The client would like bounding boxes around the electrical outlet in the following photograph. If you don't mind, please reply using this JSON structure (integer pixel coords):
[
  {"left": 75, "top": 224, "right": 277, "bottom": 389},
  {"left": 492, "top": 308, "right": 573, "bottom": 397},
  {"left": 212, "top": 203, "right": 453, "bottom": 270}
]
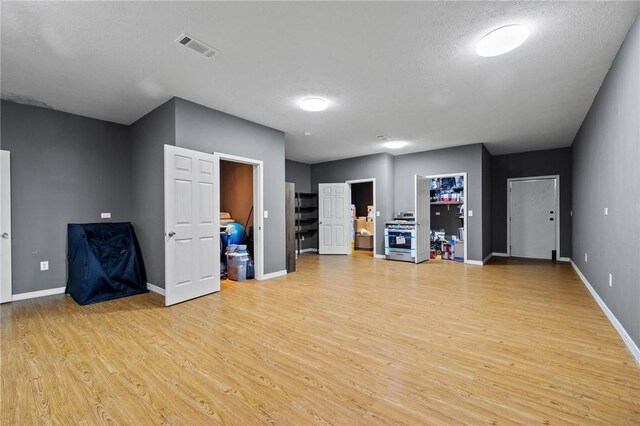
[
  {"left": 585, "top": 253, "right": 588, "bottom": 262},
  {"left": 609, "top": 274, "right": 613, "bottom": 287},
  {"left": 435, "top": 211, "right": 441, "bottom": 216},
  {"left": 468, "top": 210, "right": 473, "bottom": 217},
  {"left": 40, "top": 261, "right": 49, "bottom": 271},
  {"left": 101, "top": 212, "right": 111, "bottom": 219},
  {"left": 263, "top": 210, "right": 269, "bottom": 219},
  {"left": 301, "top": 236, "right": 305, "bottom": 241}
]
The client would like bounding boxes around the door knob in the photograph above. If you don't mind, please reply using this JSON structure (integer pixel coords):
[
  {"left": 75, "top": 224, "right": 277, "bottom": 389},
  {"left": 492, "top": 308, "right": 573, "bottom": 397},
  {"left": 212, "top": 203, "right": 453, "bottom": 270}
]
[
  {"left": 1, "top": 232, "right": 8, "bottom": 239},
  {"left": 168, "top": 231, "right": 176, "bottom": 237}
]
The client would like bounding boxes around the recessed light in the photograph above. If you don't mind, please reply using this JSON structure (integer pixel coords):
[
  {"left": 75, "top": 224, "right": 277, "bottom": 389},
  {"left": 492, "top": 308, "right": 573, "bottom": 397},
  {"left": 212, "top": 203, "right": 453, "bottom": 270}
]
[
  {"left": 383, "top": 140, "right": 408, "bottom": 149},
  {"left": 299, "top": 98, "right": 328, "bottom": 112},
  {"left": 476, "top": 24, "right": 529, "bottom": 57}
]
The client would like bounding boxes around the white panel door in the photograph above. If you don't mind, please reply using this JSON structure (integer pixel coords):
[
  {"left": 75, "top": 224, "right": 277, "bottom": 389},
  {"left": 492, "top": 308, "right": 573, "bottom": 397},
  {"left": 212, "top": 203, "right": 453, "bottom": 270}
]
[
  {"left": 415, "top": 175, "right": 430, "bottom": 264},
  {"left": 0, "top": 151, "right": 12, "bottom": 303},
  {"left": 164, "top": 145, "right": 220, "bottom": 306},
  {"left": 510, "top": 178, "right": 557, "bottom": 259},
  {"left": 318, "top": 183, "right": 351, "bottom": 255}
]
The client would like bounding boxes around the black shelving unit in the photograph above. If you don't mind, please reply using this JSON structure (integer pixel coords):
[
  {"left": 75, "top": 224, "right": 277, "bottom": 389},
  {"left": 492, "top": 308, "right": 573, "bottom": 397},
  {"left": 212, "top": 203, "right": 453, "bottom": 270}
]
[{"left": 295, "top": 192, "right": 318, "bottom": 255}]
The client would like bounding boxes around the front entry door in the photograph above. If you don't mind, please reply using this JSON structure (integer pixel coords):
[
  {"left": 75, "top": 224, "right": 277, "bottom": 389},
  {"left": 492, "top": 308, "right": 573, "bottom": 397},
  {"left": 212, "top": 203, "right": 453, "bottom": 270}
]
[
  {"left": 164, "top": 145, "right": 220, "bottom": 306},
  {"left": 318, "top": 183, "right": 351, "bottom": 255},
  {"left": 509, "top": 178, "right": 557, "bottom": 259}
]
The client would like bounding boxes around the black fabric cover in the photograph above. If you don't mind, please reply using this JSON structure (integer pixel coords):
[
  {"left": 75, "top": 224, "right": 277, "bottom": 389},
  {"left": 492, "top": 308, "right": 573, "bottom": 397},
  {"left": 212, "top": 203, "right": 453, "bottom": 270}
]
[{"left": 66, "top": 222, "right": 148, "bottom": 305}]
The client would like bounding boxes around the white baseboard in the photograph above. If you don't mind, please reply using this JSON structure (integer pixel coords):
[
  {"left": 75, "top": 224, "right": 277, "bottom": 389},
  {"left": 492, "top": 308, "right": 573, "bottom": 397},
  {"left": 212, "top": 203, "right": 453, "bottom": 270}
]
[
  {"left": 260, "top": 270, "right": 287, "bottom": 280},
  {"left": 465, "top": 260, "right": 483, "bottom": 266},
  {"left": 491, "top": 252, "right": 509, "bottom": 257},
  {"left": 299, "top": 248, "right": 318, "bottom": 253},
  {"left": 558, "top": 257, "right": 571, "bottom": 262},
  {"left": 374, "top": 254, "right": 386, "bottom": 259},
  {"left": 571, "top": 260, "right": 640, "bottom": 366},
  {"left": 12, "top": 286, "right": 66, "bottom": 301},
  {"left": 147, "top": 282, "right": 165, "bottom": 295}
]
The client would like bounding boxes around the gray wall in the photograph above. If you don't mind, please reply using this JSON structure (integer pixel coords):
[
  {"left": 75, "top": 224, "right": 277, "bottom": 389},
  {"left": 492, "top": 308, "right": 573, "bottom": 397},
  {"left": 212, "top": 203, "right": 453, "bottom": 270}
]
[
  {"left": 572, "top": 16, "right": 639, "bottom": 348},
  {"left": 174, "top": 98, "right": 286, "bottom": 275},
  {"left": 285, "top": 160, "right": 311, "bottom": 193},
  {"left": 1, "top": 100, "right": 131, "bottom": 294},
  {"left": 394, "top": 144, "right": 486, "bottom": 262},
  {"left": 130, "top": 99, "right": 176, "bottom": 288},
  {"left": 491, "top": 147, "right": 572, "bottom": 258},
  {"left": 311, "top": 153, "right": 395, "bottom": 256}
]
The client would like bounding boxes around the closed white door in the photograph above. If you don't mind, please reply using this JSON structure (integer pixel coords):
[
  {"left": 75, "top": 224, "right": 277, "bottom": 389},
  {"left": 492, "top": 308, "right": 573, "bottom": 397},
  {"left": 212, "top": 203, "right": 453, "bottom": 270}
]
[
  {"left": 415, "top": 175, "right": 430, "bottom": 264},
  {"left": 164, "top": 145, "right": 220, "bottom": 306},
  {"left": 509, "top": 178, "right": 557, "bottom": 259},
  {"left": 318, "top": 183, "right": 351, "bottom": 255},
  {"left": 0, "top": 151, "right": 12, "bottom": 303}
]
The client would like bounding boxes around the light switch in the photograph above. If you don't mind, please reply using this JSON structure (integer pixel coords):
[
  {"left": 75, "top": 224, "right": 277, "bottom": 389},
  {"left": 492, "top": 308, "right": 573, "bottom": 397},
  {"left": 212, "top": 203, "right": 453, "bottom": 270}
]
[
  {"left": 101, "top": 212, "right": 111, "bottom": 219},
  {"left": 468, "top": 210, "right": 473, "bottom": 217},
  {"left": 604, "top": 207, "right": 608, "bottom": 216},
  {"left": 376, "top": 211, "right": 380, "bottom": 217},
  {"left": 263, "top": 210, "right": 269, "bottom": 219},
  {"left": 40, "top": 261, "right": 49, "bottom": 271},
  {"left": 435, "top": 212, "right": 441, "bottom": 216}
]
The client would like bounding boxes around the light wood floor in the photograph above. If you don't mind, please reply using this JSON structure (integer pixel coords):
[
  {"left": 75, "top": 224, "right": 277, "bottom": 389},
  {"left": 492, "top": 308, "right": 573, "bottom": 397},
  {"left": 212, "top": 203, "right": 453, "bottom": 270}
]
[{"left": 1, "top": 254, "right": 639, "bottom": 425}]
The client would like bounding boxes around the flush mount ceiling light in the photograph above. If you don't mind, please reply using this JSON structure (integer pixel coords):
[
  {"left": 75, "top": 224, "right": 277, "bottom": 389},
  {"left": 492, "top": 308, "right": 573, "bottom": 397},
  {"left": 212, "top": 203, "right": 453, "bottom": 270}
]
[
  {"left": 383, "top": 140, "right": 408, "bottom": 149},
  {"left": 476, "top": 24, "right": 529, "bottom": 57},
  {"left": 299, "top": 98, "right": 328, "bottom": 112}
]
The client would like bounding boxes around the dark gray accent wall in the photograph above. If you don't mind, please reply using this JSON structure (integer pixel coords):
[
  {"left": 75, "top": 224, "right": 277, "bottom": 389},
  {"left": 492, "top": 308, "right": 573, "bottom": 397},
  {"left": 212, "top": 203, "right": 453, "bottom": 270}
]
[
  {"left": 572, "top": 16, "right": 639, "bottom": 348},
  {"left": 481, "top": 145, "right": 492, "bottom": 260},
  {"left": 1, "top": 100, "right": 131, "bottom": 294},
  {"left": 491, "top": 147, "right": 572, "bottom": 258},
  {"left": 130, "top": 99, "right": 176, "bottom": 288},
  {"left": 311, "top": 153, "right": 395, "bottom": 256},
  {"left": 394, "top": 144, "right": 486, "bottom": 262},
  {"left": 173, "top": 98, "right": 286, "bottom": 275},
  {"left": 285, "top": 160, "right": 311, "bottom": 193}
]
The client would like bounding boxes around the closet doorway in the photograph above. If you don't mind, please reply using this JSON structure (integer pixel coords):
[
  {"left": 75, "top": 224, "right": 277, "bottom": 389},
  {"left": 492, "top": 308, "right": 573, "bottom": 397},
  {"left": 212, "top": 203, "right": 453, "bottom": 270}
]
[
  {"left": 423, "top": 172, "right": 468, "bottom": 263},
  {"left": 216, "top": 153, "right": 264, "bottom": 282},
  {"left": 347, "top": 178, "right": 376, "bottom": 258}
]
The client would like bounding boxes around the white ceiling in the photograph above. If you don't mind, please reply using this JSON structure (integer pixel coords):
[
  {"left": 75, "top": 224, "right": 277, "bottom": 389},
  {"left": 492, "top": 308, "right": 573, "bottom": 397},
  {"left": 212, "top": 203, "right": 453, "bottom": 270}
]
[{"left": 1, "top": 2, "right": 638, "bottom": 163}]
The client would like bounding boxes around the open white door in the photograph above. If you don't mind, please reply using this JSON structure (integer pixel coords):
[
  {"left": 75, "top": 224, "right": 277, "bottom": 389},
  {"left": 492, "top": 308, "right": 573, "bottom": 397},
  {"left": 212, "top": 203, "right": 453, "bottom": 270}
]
[
  {"left": 0, "top": 151, "right": 12, "bottom": 303},
  {"left": 164, "top": 145, "right": 220, "bottom": 306},
  {"left": 318, "top": 183, "right": 351, "bottom": 255},
  {"left": 415, "top": 175, "right": 430, "bottom": 264}
]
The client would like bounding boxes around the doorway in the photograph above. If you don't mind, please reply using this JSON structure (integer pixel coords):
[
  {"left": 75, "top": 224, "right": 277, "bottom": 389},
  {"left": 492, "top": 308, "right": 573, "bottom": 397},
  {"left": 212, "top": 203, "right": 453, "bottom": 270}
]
[
  {"left": 0, "top": 150, "right": 12, "bottom": 303},
  {"left": 508, "top": 175, "right": 559, "bottom": 260},
  {"left": 215, "top": 152, "right": 264, "bottom": 282},
  {"left": 347, "top": 178, "right": 376, "bottom": 258},
  {"left": 415, "top": 172, "right": 468, "bottom": 264}
]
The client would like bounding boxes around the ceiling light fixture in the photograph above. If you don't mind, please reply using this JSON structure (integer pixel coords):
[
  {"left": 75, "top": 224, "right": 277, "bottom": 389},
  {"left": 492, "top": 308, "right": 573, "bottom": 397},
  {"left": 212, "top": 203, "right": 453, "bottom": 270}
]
[
  {"left": 299, "top": 98, "right": 328, "bottom": 112},
  {"left": 383, "top": 140, "right": 408, "bottom": 149},
  {"left": 476, "top": 24, "right": 529, "bottom": 57}
]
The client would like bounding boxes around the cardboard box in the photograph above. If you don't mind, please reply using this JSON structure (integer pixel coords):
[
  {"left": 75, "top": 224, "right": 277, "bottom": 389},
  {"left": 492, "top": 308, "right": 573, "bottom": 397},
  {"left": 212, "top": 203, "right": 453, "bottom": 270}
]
[
  {"left": 364, "top": 221, "right": 375, "bottom": 235},
  {"left": 355, "top": 218, "right": 367, "bottom": 233},
  {"left": 355, "top": 234, "right": 373, "bottom": 250}
]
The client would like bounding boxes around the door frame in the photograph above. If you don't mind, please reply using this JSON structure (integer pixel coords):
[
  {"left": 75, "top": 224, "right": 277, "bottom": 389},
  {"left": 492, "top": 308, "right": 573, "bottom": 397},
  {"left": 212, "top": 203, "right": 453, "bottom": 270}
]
[
  {"left": 507, "top": 175, "right": 560, "bottom": 259},
  {"left": 345, "top": 178, "right": 376, "bottom": 257},
  {"left": 418, "top": 172, "right": 468, "bottom": 263},
  {"left": 214, "top": 152, "right": 264, "bottom": 281},
  {"left": 0, "top": 150, "right": 11, "bottom": 303}
]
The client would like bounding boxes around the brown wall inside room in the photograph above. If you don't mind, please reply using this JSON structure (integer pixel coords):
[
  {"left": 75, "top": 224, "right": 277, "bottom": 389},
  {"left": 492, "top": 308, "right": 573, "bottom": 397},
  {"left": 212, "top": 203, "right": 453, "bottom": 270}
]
[
  {"left": 220, "top": 160, "right": 254, "bottom": 228},
  {"left": 350, "top": 181, "right": 373, "bottom": 218}
]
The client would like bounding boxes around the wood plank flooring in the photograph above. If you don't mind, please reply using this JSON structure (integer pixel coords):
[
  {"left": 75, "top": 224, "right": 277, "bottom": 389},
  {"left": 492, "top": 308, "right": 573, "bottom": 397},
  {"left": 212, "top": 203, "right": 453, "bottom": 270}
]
[{"left": 1, "top": 254, "right": 639, "bottom": 425}]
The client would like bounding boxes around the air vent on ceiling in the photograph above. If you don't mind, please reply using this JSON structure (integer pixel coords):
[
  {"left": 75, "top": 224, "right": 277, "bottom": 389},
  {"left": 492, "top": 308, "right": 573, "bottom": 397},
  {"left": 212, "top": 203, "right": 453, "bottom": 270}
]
[{"left": 175, "top": 33, "right": 219, "bottom": 58}]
